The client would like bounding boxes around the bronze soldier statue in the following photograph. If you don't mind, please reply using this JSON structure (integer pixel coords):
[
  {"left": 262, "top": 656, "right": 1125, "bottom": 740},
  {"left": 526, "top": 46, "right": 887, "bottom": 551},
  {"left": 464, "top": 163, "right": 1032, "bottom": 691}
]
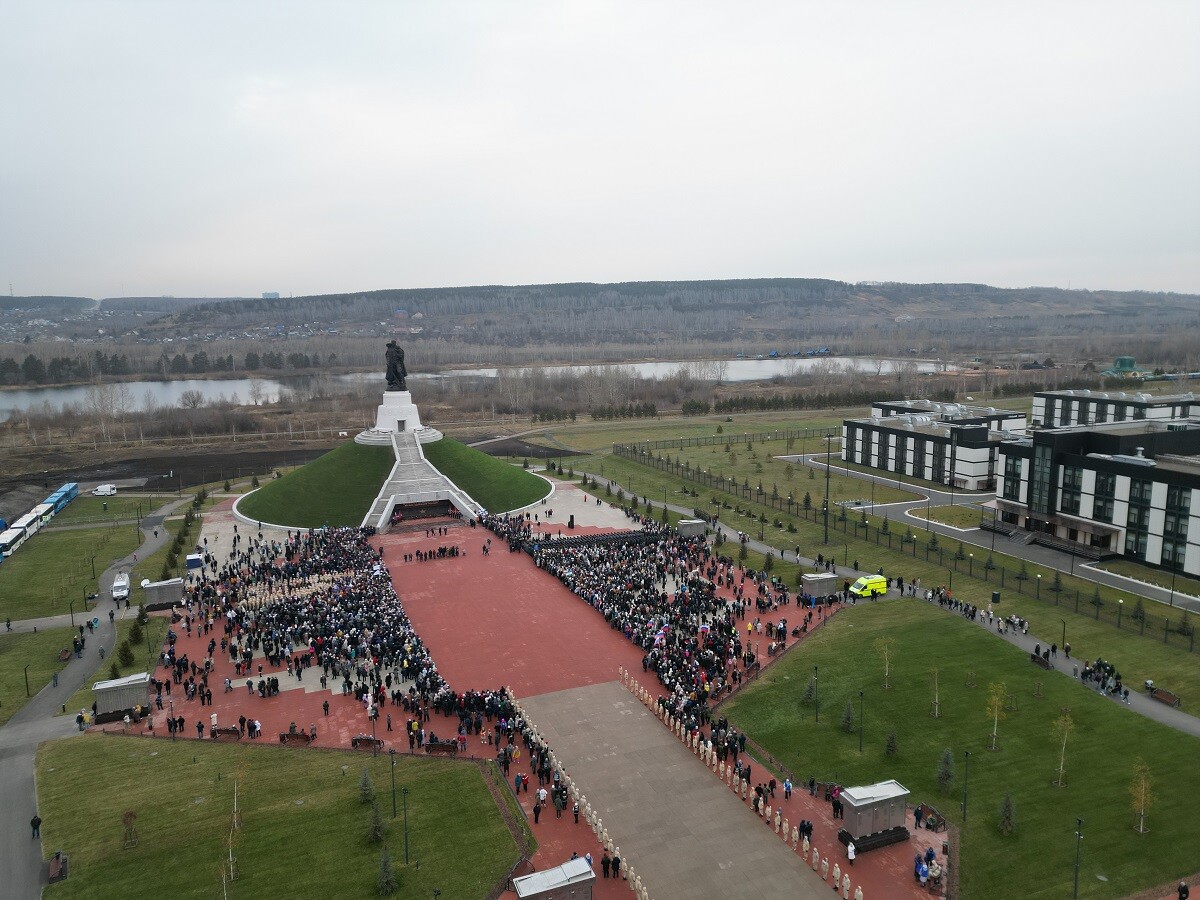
[{"left": 385, "top": 340, "right": 407, "bottom": 391}]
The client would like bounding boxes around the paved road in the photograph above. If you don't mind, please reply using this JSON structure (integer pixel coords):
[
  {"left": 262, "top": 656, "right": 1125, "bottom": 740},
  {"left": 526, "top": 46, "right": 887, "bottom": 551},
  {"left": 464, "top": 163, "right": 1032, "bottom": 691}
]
[
  {"left": 595, "top": 472, "right": 1200, "bottom": 742},
  {"left": 783, "top": 453, "right": 1200, "bottom": 615},
  {"left": 0, "top": 496, "right": 187, "bottom": 900}
]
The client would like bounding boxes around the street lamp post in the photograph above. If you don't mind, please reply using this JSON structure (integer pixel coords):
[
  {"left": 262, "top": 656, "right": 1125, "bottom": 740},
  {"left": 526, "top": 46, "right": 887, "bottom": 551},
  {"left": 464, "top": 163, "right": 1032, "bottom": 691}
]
[
  {"left": 968, "top": 553, "right": 974, "bottom": 577},
  {"left": 1036, "top": 574, "right": 1042, "bottom": 600},
  {"left": 402, "top": 787, "right": 411, "bottom": 864},
  {"left": 991, "top": 506, "right": 999, "bottom": 551},
  {"left": 1060, "top": 618, "right": 1067, "bottom": 652},
  {"left": 69, "top": 598, "right": 76, "bottom": 628},
  {"left": 1073, "top": 818, "right": 1084, "bottom": 899},
  {"left": 90, "top": 555, "right": 96, "bottom": 578},
  {"left": 371, "top": 713, "right": 378, "bottom": 758},
  {"left": 814, "top": 666, "right": 819, "bottom": 723},
  {"left": 1169, "top": 564, "right": 1178, "bottom": 608},
  {"left": 824, "top": 437, "right": 832, "bottom": 546},
  {"left": 948, "top": 568, "right": 953, "bottom": 594},
  {"left": 1118, "top": 599, "right": 1123, "bottom": 628},
  {"left": 24, "top": 664, "right": 31, "bottom": 697},
  {"left": 962, "top": 750, "right": 970, "bottom": 821},
  {"left": 389, "top": 749, "right": 397, "bottom": 819},
  {"left": 858, "top": 690, "right": 864, "bottom": 753}
]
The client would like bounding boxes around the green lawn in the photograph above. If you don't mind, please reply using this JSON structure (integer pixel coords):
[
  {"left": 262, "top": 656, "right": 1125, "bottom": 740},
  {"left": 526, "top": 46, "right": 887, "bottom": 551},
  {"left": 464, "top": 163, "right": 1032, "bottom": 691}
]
[
  {"left": 237, "top": 441, "right": 395, "bottom": 528},
  {"left": 724, "top": 601, "right": 1200, "bottom": 900},
  {"left": 38, "top": 736, "right": 519, "bottom": 900},
  {"left": 1092, "top": 558, "right": 1200, "bottom": 600},
  {"left": 535, "top": 413, "right": 854, "bottom": 455},
  {"left": 58, "top": 614, "right": 171, "bottom": 717},
  {"left": 50, "top": 497, "right": 150, "bottom": 526},
  {"left": 424, "top": 437, "right": 550, "bottom": 512},
  {"left": 910, "top": 504, "right": 990, "bottom": 529},
  {"left": 576, "top": 456, "right": 1200, "bottom": 702},
  {"left": 0, "top": 527, "right": 140, "bottom": 621},
  {"left": 0, "top": 625, "right": 77, "bottom": 725}
]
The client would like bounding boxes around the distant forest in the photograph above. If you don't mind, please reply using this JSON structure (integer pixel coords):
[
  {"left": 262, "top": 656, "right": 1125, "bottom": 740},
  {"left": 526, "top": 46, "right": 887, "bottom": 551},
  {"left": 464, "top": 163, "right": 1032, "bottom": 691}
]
[{"left": 2, "top": 279, "right": 1198, "bottom": 389}]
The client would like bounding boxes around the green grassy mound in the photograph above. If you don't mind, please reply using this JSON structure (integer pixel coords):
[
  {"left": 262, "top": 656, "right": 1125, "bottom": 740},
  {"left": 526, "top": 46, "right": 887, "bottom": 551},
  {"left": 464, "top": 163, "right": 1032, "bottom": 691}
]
[
  {"left": 38, "top": 736, "right": 518, "bottom": 900},
  {"left": 238, "top": 441, "right": 395, "bottom": 528},
  {"left": 423, "top": 437, "right": 550, "bottom": 512},
  {"left": 725, "top": 601, "right": 1200, "bottom": 900}
]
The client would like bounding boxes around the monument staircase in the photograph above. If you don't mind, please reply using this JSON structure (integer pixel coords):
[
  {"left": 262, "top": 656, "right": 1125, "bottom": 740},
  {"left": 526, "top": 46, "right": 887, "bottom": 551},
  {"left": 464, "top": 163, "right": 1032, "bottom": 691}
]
[{"left": 361, "top": 431, "right": 483, "bottom": 530}]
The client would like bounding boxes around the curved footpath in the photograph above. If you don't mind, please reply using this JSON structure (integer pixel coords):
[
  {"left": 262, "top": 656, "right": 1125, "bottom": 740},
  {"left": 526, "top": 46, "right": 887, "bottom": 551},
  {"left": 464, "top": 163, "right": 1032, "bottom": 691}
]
[
  {"left": 787, "top": 453, "right": 1200, "bottom": 614},
  {"left": 598, "top": 472, "right": 1200, "bottom": 740},
  {"left": 0, "top": 497, "right": 189, "bottom": 900}
]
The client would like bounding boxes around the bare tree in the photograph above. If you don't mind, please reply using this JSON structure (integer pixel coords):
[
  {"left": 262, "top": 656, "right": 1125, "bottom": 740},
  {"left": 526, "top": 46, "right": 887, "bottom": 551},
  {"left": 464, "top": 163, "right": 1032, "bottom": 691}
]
[
  {"left": 1129, "top": 759, "right": 1153, "bottom": 834},
  {"left": 986, "top": 682, "right": 1006, "bottom": 751},
  {"left": 1052, "top": 712, "right": 1073, "bottom": 787},
  {"left": 874, "top": 637, "right": 895, "bottom": 689}
]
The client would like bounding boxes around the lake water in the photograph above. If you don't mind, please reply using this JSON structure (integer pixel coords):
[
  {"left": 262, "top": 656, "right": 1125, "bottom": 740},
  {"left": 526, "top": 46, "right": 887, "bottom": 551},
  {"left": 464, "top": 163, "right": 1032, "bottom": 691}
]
[{"left": 0, "top": 355, "right": 951, "bottom": 419}]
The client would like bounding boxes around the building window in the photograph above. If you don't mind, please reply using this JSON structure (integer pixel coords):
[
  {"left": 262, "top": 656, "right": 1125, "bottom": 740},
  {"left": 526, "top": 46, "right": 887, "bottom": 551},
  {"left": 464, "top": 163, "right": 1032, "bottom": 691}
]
[
  {"left": 1125, "top": 531, "right": 1147, "bottom": 559},
  {"left": 1093, "top": 498, "right": 1114, "bottom": 523},
  {"left": 1166, "top": 485, "right": 1191, "bottom": 516},
  {"left": 1030, "top": 444, "right": 1054, "bottom": 515}
]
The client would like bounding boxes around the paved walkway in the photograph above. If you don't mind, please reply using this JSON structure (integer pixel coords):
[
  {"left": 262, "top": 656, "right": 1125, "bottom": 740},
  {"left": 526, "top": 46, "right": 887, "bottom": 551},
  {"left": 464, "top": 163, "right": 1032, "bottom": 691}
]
[
  {"left": 596, "top": 471, "right": 1200, "bottom": 740},
  {"left": 0, "top": 495, "right": 187, "bottom": 900},
  {"left": 786, "top": 453, "right": 1200, "bottom": 613},
  {"left": 524, "top": 682, "right": 827, "bottom": 899}
]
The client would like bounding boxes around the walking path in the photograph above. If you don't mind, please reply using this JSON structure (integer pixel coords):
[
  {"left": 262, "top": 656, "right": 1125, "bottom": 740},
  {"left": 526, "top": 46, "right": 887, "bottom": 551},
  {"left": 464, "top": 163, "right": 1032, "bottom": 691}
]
[{"left": 0, "top": 495, "right": 187, "bottom": 900}]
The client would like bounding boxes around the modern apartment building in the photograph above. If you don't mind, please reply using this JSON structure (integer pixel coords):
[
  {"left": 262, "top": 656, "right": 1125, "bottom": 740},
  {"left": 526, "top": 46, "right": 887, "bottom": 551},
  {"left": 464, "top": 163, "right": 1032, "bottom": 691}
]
[
  {"left": 1032, "top": 390, "right": 1199, "bottom": 429},
  {"left": 842, "top": 401, "right": 1026, "bottom": 491},
  {"left": 995, "top": 419, "right": 1200, "bottom": 575}
]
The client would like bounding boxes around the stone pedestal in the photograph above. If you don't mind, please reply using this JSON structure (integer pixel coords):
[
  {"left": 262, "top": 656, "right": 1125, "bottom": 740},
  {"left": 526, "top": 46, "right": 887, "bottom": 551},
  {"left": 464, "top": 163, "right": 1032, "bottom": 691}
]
[
  {"left": 356, "top": 390, "right": 442, "bottom": 445},
  {"left": 375, "top": 391, "right": 422, "bottom": 433}
]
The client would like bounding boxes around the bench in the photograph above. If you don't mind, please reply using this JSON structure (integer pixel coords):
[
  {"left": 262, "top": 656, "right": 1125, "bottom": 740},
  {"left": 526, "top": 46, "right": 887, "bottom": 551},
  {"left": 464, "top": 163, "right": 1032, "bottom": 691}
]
[
  {"left": 915, "top": 803, "right": 948, "bottom": 833},
  {"left": 211, "top": 726, "right": 242, "bottom": 741},
  {"left": 57, "top": 649, "right": 71, "bottom": 663},
  {"left": 49, "top": 851, "right": 70, "bottom": 883},
  {"left": 425, "top": 739, "right": 459, "bottom": 756},
  {"left": 351, "top": 734, "right": 384, "bottom": 751},
  {"left": 279, "top": 731, "right": 313, "bottom": 746},
  {"left": 1151, "top": 688, "right": 1182, "bottom": 709},
  {"left": 1029, "top": 653, "right": 1053, "bottom": 670}
]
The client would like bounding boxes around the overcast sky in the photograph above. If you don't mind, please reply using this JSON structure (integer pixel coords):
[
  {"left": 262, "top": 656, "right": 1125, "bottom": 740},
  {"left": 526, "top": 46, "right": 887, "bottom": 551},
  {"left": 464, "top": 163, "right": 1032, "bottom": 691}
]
[{"left": 2, "top": 1, "right": 1197, "bottom": 298}]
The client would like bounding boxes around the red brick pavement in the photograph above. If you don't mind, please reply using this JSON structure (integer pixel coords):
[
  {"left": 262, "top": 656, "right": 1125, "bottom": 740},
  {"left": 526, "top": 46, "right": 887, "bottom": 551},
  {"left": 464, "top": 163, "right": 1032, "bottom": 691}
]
[{"left": 112, "top": 516, "right": 941, "bottom": 897}]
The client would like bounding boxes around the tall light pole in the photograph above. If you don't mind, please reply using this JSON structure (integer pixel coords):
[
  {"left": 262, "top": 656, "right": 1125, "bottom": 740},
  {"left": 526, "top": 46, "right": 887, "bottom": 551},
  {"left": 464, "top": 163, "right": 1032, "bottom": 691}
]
[
  {"left": 991, "top": 506, "right": 998, "bottom": 551},
  {"left": 402, "top": 787, "right": 411, "bottom": 864},
  {"left": 858, "top": 690, "right": 864, "bottom": 753},
  {"left": 1060, "top": 618, "right": 1067, "bottom": 652},
  {"left": 69, "top": 598, "right": 76, "bottom": 628},
  {"left": 1036, "top": 574, "right": 1042, "bottom": 600},
  {"left": 962, "top": 750, "right": 970, "bottom": 822},
  {"left": 824, "top": 437, "right": 832, "bottom": 546},
  {"left": 1169, "top": 564, "right": 1178, "bottom": 608},
  {"left": 968, "top": 552, "right": 974, "bottom": 577},
  {"left": 389, "top": 749, "right": 397, "bottom": 819},
  {"left": 1073, "top": 818, "right": 1084, "bottom": 899}
]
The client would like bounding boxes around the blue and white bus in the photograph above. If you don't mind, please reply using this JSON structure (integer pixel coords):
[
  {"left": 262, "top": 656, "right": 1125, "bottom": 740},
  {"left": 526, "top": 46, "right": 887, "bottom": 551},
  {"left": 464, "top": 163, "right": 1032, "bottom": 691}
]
[{"left": 0, "top": 527, "right": 26, "bottom": 557}]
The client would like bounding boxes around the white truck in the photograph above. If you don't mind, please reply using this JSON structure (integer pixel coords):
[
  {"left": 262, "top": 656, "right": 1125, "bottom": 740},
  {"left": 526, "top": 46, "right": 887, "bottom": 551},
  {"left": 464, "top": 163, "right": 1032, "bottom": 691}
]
[{"left": 111, "top": 572, "right": 130, "bottom": 602}]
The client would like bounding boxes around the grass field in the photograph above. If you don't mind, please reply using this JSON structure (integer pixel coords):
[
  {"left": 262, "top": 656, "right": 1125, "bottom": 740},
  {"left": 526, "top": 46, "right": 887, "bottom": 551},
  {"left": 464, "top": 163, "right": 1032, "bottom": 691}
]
[
  {"left": 58, "top": 614, "right": 171, "bottom": 717},
  {"left": 909, "top": 504, "right": 990, "bottom": 529},
  {"left": 424, "top": 437, "right": 550, "bottom": 512},
  {"left": 574, "top": 452, "right": 1200, "bottom": 702},
  {"left": 0, "top": 625, "right": 77, "bottom": 725},
  {"left": 0, "top": 527, "right": 140, "bottom": 621},
  {"left": 531, "top": 412, "right": 856, "bottom": 455},
  {"left": 724, "top": 601, "right": 1200, "bottom": 900},
  {"left": 38, "top": 736, "right": 519, "bottom": 900},
  {"left": 50, "top": 497, "right": 151, "bottom": 526},
  {"left": 237, "top": 441, "right": 395, "bottom": 528},
  {"left": 1092, "top": 558, "right": 1200, "bottom": 599}
]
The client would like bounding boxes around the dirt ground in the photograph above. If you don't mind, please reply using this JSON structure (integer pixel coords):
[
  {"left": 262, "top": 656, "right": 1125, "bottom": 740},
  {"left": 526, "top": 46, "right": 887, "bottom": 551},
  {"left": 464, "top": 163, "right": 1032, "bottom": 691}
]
[{"left": 0, "top": 441, "right": 338, "bottom": 522}]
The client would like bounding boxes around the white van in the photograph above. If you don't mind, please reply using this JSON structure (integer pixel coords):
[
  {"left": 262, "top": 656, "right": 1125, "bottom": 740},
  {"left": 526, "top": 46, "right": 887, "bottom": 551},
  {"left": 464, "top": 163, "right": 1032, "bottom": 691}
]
[
  {"left": 112, "top": 573, "right": 130, "bottom": 601},
  {"left": 92, "top": 484, "right": 117, "bottom": 497}
]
